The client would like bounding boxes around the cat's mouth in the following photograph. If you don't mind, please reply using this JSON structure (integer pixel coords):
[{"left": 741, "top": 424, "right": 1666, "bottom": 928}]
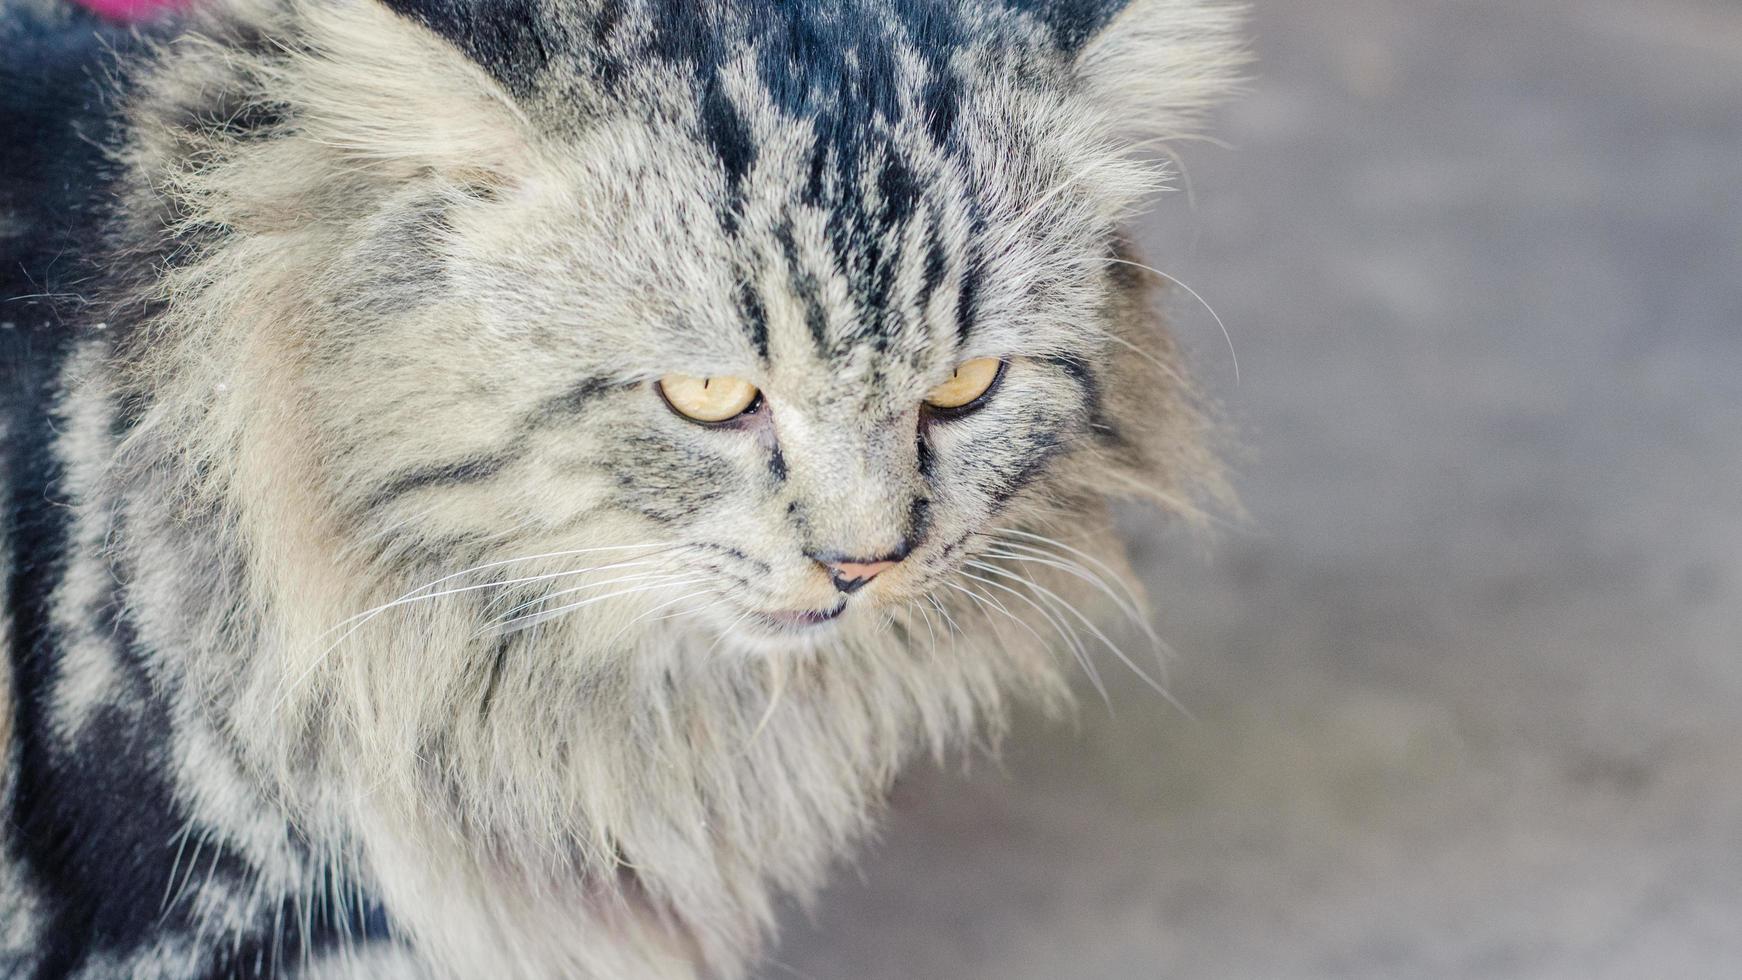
[{"left": 749, "top": 600, "right": 847, "bottom": 632}]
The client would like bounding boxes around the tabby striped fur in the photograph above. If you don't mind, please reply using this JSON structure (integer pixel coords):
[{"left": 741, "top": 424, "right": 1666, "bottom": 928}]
[{"left": 0, "top": 0, "right": 1241, "bottom": 975}]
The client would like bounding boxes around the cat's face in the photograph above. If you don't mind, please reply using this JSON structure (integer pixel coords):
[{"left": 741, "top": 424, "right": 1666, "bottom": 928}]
[
  {"left": 125, "top": 0, "right": 1235, "bottom": 659},
  {"left": 319, "top": 96, "right": 1120, "bottom": 652}
]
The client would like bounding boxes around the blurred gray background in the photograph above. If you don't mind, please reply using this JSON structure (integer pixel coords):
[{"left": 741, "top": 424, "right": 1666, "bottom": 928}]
[{"left": 763, "top": 0, "right": 1742, "bottom": 977}]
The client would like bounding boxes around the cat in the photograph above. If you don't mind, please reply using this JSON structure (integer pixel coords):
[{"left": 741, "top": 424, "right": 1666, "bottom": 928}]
[{"left": 0, "top": 0, "right": 1242, "bottom": 975}]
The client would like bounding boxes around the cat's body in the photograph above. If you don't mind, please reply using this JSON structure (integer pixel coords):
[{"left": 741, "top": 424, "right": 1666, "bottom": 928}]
[{"left": 0, "top": 0, "right": 1240, "bottom": 976}]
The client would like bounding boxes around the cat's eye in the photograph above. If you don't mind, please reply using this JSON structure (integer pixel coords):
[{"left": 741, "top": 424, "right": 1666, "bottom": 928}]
[
  {"left": 923, "top": 358, "right": 1005, "bottom": 413},
  {"left": 657, "top": 373, "right": 761, "bottom": 423}
]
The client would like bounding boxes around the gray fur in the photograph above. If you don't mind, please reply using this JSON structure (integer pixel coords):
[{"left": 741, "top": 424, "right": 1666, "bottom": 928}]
[{"left": 1, "top": 0, "right": 1241, "bottom": 976}]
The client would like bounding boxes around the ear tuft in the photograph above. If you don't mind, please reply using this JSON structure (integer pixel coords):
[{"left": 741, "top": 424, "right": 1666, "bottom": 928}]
[
  {"left": 285, "top": 0, "right": 536, "bottom": 182},
  {"left": 1069, "top": 0, "right": 1248, "bottom": 141}
]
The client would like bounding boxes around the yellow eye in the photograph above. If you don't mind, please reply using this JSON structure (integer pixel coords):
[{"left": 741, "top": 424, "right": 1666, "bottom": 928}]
[
  {"left": 923, "top": 357, "right": 1004, "bottom": 411},
  {"left": 657, "top": 373, "right": 761, "bottom": 423}
]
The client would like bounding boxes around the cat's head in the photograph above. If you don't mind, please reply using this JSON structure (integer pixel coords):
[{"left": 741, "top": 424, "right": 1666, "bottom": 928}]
[{"left": 118, "top": 0, "right": 1239, "bottom": 654}]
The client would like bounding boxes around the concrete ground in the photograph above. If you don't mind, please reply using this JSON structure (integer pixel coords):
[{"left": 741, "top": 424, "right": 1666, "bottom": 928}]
[{"left": 763, "top": 1, "right": 1742, "bottom": 977}]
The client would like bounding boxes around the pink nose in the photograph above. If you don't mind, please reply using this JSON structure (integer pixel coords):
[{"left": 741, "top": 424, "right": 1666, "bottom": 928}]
[
  {"left": 820, "top": 559, "right": 898, "bottom": 594},
  {"left": 809, "top": 541, "right": 914, "bottom": 594},
  {"left": 830, "top": 559, "right": 895, "bottom": 580}
]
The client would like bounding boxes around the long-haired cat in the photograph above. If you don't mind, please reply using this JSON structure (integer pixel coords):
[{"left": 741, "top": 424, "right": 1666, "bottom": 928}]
[{"left": 0, "top": 0, "right": 1242, "bottom": 975}]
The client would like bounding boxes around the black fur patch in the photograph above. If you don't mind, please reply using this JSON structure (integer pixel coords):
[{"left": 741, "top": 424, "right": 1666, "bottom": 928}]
[
  {"left": 917, "top": 219, "right": 951, "bottom": 317},
  {"left": 700, "top": 81, "right": 757, "bottom": 229},
  {"left": 361, "top": 377, "right": 619, "bottom": 513},
  {"left": 620, "top": 1, "right": 982, "bottom": 352},
  {"left": 530, "top": 377, "right": 618, "bottom": 424},
  {"left": 954, "top": 248, "right": 982, "bottom": 342},
  {"left": 0, "top": 7, "right": 138, "bottom": 290},
  {"left": 775, "top": 220, "right": 833, "bottom": 356},
  {"left": 1041, "top": 354, "right": 1107, "bottom": 430},
  {"left": 368, "top": 453, "right": 515, "bottom": 511},
  {"left": 1005, "top": 0, "right": 1128, "bottom": 53},
  {"left": 920, "top": 71, "right": 963, "bottom": 147},
  {"left": 906, "top": 496, "right": 933, "bottom": 546},
  {"left": 738, "top": 280, "right": 771, "bottom": 360},
  {"left": 379, "top": 0, "right": 551, "bottom": 98},
  {"left": 984, "top": 417, "right": 1069, "bottom": 510}
]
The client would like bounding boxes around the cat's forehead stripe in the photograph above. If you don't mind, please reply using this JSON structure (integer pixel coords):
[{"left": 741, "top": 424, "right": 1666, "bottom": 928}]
[{"left": 396, "top": 0, "right": 1015, "bottom": 365}]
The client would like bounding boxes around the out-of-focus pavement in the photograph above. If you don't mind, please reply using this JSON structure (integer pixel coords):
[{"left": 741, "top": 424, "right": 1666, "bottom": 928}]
[{"left": 764, "top": 1, "right": 1742, "bottom": 977}]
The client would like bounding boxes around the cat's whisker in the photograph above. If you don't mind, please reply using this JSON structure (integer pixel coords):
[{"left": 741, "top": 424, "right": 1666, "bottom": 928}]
[
  {"left": 321, "top": 543, "right": 678, "bottom": 638},
  {"left": 989, "top": 528, "right": 1146, "bottom": 615},
  {"left": 947, "top": 574, "right": 1107, "bottom": 706},
  {"left": 704, "top": 608, "right": 759, "bottom": 657},
  {"left": 488, "top": 568, "right": 688, "bottom": 620},
  {"left": 1080, "top": 255, "right": 1239, "bottom": 385},
  {"left": 594, "top": 587, "right": 727, "bottom": 648},
  {"left": 271, "top": 550, "right": 681, "bottom": 714},
  {"left": 748, "top": 655, "right": 790, "bottom": 744},
  {"left": 397, "top": 541, "right": 679, "bottom": 600},
  {"left": 965, "top": 559, "right": 1189, "bottom": 718},
  {"left": 967, "top": 560, "right": 1144, "bottom": 671},
  {"left": 986, "top": 529, "right": 1177, "bottom": 677},
  {"left": 980, "top": 546, "right": 1160, "bottom": 651},
  {"left": 925, "top": 593, "right": 966, "bottom": 641},
  {"left": 395, "top": 558, "right": 668, "bottom": 621},
  {"left": 159, "top": 822, "right": 198, "bottom": 915},
  {"left": 483, "top": 577, "right": 707, "bottom": 637},
  {"left": 875, "top": 609, "right": 902, "bottom": 640},
  {"left": 909, "top": 600, "right": 940, "bottom": 662},
  {"left": 961, "top": 577, "right": 1107, "bottom": 710},
  {"left": 955, "top": 569, "right": 1108, "bottom": 705}
]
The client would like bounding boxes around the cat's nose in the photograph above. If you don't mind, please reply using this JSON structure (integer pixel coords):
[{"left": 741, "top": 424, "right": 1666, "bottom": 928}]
[
  {"left": 823, "top": 559, "right": 896, "bottom": 593},
  {"left": 810, "top": 545, "right": 909, "bottom": 594}
]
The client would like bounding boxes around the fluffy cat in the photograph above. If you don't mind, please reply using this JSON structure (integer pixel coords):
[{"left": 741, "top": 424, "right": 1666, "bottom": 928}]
[{"left": 0, "top": 0, "right": 1241, "bottom": 975}]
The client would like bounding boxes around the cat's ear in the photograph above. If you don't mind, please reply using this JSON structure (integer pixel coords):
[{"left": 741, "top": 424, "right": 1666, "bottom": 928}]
[
  {"left": 281, "top": 0, "right": 539, "bottom": 185},
  {"left": 1049, "top": 0, "right": 1247, "bottom": 141}
]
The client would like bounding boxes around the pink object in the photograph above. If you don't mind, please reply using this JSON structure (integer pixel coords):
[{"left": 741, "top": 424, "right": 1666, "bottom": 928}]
[{"left": 69, "top": 0, "right": 189, "bottom": 22}]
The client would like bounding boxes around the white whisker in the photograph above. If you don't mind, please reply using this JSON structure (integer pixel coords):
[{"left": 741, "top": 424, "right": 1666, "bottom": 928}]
[
  {"left": 990, "top": 528, "right": 1147, "bottom": 616},
  {"left": 484, "top": 578, "right": 707, "bottom": 636},
  {"left": 320, "top": 543, "right": 677, "bottom": 638},
  {"left": 925, "top": 594, "right": 966, "bottom": 641},
  {"left": 705, "top": 608, "right": 759, "bottom": 657},
  {"left": 966, "top": 560, "right": 1188, "bottom": 718},
  {"left": 909, "top": 600, "right": 939, "bottom": 662},
  {"left": 949, "top": 574, "right": 1110, "bottom": 706},
  {"left": 597, "top": 587, "right": 726, "bottom": 648},
  {"left": 981, "top": 546, "right": 1160, "bottom": 652},
  {"left": 1087, "top": 255, "right": 1239, "bottom": 384},
  {"left": 488, "top": 568, "right": 688, "bottom": 620},
  {"left": 270, "top": 546, "right": 680, "bottom": 714}
]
